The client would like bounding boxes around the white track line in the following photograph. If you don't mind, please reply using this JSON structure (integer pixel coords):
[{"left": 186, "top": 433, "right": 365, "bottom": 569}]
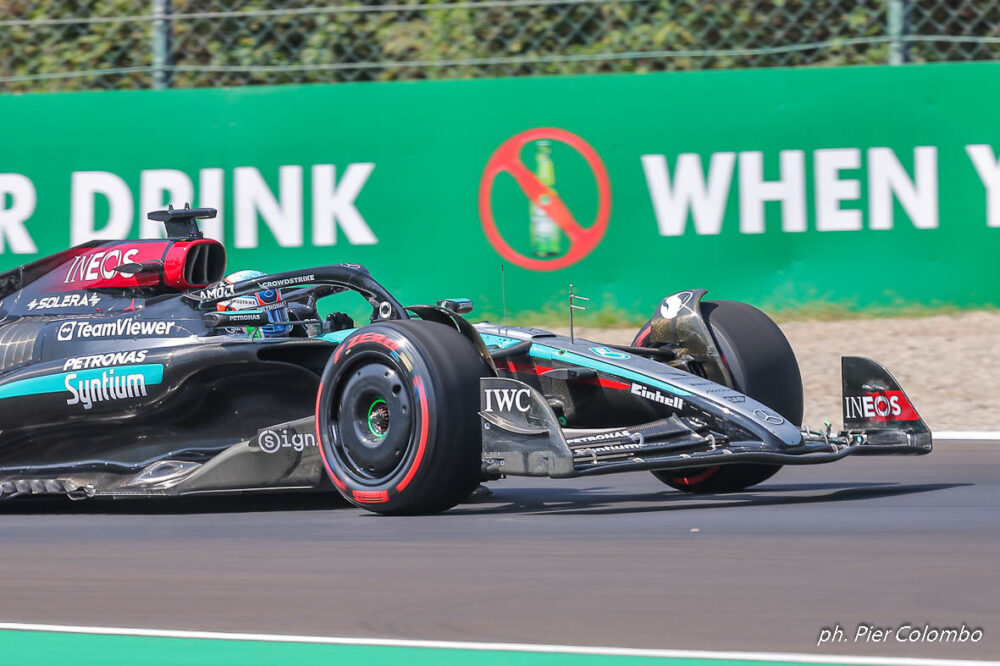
[
  {"left": 0, "top": 622, "right": 995, "bottom": 666},
  {"left": 933, "top": 431, "right": 1000, "bottom": 441}
]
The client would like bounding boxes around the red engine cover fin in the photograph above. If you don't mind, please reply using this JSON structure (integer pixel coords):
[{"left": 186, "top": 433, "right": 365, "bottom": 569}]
[{"left": 39, "top": 238, "right": 226, "bottom": 293}]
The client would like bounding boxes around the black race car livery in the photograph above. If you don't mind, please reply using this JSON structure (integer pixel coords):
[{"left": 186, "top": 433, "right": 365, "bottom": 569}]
[{"left": 0, "top": 206, "right": 931, "bottom": 514}]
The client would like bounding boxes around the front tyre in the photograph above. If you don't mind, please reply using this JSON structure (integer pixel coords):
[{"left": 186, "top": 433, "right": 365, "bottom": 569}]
[
  {"left": 316, "top": 320, "right": 487, "bottom": 514},
  {"left": 635, "top": 300, "right": 803, "bottom": 493}
]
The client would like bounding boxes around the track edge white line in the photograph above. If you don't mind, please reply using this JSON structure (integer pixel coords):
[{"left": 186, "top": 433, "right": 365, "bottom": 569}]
[
  {"left": 0, "top": 622, "right": 996, "bottom": 666},
  {"left": 932, "top": 431, "right": 1000, "bottom": 441}
]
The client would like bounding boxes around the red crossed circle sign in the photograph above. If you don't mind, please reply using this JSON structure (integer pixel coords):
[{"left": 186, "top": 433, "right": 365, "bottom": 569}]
[{"left": 478, "top": 128, "right": 611, "bottom": 271}]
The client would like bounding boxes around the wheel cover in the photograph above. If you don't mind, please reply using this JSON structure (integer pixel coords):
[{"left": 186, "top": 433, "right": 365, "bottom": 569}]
[{"left": 332, "top": 362, "right": 415, "bottom": 484}]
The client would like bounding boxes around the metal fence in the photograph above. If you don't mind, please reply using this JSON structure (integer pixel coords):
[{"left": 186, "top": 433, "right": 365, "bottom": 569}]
[{"left": 2, "top": 1, "right": 999, "bottom": 92}]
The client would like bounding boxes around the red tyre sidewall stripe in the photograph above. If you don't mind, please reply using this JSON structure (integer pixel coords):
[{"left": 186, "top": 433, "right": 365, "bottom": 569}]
[
  {"left": 319, "top": 331, "right": 427, "bottom": 504},
  {"left": 672, "top": 464, "right": 721, "bottom": 486},
  {"left": 634, "top": 324, "right": 651, "bottom": 347},
  {"left": 352, "top": 490, "right": 390, "bottom": 503},
  {"left": 395, "top": 376, "right": 429, "bottom": 492}
]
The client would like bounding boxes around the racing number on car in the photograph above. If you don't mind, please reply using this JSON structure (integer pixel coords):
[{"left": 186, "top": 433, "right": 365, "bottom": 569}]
[{"left": 478, "top": 128, "right": 611, "bottom": 271}]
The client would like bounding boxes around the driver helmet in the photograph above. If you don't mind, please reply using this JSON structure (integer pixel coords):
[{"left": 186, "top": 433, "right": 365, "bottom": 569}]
[{"left": 216, "top": 269, "right": 292, "bottom": 338}]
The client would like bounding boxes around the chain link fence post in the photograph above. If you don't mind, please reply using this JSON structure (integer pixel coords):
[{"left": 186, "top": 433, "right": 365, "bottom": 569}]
[
  {"left": 888, "top": 0, "right": 909, "bottom": 65},
  {"left": 152, "top": 0, "right": 172, "bottom": 89}
]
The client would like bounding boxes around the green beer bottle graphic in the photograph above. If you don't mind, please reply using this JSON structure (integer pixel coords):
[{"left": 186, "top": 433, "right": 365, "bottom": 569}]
[{"left": 529, "top": 140, "right": 561, "bottom": 257}]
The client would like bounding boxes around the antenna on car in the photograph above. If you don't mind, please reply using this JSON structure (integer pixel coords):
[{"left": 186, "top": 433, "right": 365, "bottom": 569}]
[
  {"left": 147, "top": 203, "right": 217, "bottom": 239},
  {"left": 501, "top": 264, "right": 507, "bottom": 329},
  {"left": 568, "top": 283, "right": 589, "bottom": 344}
]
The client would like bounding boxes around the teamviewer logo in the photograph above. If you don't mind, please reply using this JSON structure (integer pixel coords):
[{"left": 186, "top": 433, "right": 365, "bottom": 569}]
[{"left": 57, "top": 321, "right": 76, "bottom": 341}]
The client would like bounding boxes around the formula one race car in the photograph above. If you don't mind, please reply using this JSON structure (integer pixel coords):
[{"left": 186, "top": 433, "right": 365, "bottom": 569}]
[{"left": 0, "top": 207, "right": 931, "bottom": 514}]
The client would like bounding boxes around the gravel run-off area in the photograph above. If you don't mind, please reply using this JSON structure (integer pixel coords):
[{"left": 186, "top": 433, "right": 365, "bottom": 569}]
[{"left": 559, "top": 311, "right": 1000, "bottom": 432}]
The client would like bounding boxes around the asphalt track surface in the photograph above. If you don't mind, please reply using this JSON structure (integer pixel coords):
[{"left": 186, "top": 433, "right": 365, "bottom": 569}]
[{"left": 1, "top": 440, "right": 996, "bottom": 661}]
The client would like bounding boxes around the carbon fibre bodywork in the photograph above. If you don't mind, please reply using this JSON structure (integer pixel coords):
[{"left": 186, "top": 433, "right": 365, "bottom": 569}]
[
  {"left": 0, "top": 238, "right": 418, "bottom": 498},
  {"left": 475, "top": 322, "right": 930, "bottom": 480}
]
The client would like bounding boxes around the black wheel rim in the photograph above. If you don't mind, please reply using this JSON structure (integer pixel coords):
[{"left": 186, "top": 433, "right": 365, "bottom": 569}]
[{"left": 332, "top": 361, "right": 414, "bottom": 484}]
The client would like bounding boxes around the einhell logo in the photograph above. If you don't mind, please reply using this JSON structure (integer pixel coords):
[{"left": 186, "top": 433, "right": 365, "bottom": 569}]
[
  {"left": 631, "top": 383, "right": 683, "bottom": 410},
  {"left": 479, "top": 128, "right": 611, "bottom": 271}
]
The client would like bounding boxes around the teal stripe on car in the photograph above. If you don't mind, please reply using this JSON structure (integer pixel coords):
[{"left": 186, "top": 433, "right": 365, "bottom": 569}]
[
  {"left": 0, "top": 364, "right": 165, "bottom": 401},
  {"left": 318, "top": 328, "right": 357, "bottom": 344},
  {"left": 317, "top": 329, "right": 689, "bottom": 397},
  {"left": 529, "top": 344, "right": 690, "bottom": 397},
  {"left": 478, "top": 333, "right": 524, "bottom": 350}
]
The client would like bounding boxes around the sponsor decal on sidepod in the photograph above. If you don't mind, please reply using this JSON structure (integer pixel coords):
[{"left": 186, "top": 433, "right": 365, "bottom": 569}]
[
  {"left": 28, "top": 293, "right": 101, "bottom": 311},
  {"left": 0, "top": 365, "right": 163, "bottom": 408},
  {"left": 63, "top": 350, "right": 149, "bottom": 371},
  {"left": 65, "top": 368, "right": 150, "bottom": 410},
  {"left": 57, "top": 318, "right": 177, "bottom": 341}
]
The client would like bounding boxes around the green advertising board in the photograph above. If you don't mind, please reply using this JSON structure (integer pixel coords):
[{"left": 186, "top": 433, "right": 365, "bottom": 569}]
[{"left": 1, "top": 62, "right": 999, "bottom": 319}]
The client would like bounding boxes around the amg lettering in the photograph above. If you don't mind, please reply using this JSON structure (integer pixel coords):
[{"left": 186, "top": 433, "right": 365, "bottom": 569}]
[
  {"left": 194, "top": 283, "right": 235, "bottom": 301},
  {"left": 630, "top": 383, "right": 684, "bottom": 410}
]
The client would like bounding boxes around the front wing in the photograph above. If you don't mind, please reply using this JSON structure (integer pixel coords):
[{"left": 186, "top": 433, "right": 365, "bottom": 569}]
[{"left": 479, "top": 356, "right": 932, "bottom": 479}]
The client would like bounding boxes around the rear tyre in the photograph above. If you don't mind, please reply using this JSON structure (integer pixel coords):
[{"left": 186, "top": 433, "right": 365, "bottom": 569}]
[
  {"left": 316, "top": 320, "right": 487, "bottom": 514},
  {"left": 635, "top": 300, "right": 803, "bottom": 493}
]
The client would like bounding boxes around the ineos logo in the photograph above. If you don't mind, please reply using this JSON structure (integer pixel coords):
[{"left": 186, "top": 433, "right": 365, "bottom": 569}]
[
  {"left": 483, "top": 388, "right": 531, "bottom": 413},
  {"left": 64, "top": 248, "right": 140, "bottom": 284},
  {"left": 844, "top": 393, "right": 904, "bottom": 419},
  {"left": 753, "top": 409, "right": 785, "bottom": 425}
]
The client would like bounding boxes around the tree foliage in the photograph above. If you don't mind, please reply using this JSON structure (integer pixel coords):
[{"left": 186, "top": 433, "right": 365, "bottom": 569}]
[{"left": 1, "top": 0, "right": 997, "bottom": 92}]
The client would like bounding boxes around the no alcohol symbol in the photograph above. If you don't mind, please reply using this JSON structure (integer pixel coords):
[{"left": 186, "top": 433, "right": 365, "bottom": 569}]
[{"left": 478, "top": 128, "right": 611, "bottom": 271}]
